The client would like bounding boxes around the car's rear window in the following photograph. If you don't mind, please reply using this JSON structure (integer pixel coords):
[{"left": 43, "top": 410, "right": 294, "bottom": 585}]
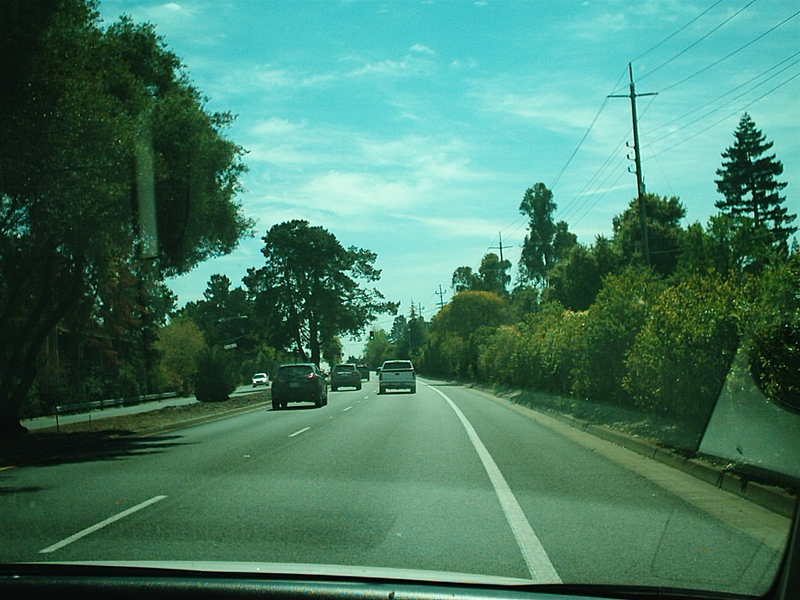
[
  {"left": 278, "top": 365, "right": 313, "bottom": 377},
  {"left": 333, "top": 364, "right": 355, "bottom": 372},
  {"left": 383, "top": 361, "right": 413, "bottom": 370}
]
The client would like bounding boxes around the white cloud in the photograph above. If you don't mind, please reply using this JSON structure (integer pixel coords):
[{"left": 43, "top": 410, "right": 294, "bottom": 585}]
[
  {"left": 410, "top": 44, "right": 436, "bottom": 55},
  {"left": 250, "top": 117, "right": 307, "bottom": 137},
  {"left": 347, "top": 59, "right": 410, "bottom": 77}
]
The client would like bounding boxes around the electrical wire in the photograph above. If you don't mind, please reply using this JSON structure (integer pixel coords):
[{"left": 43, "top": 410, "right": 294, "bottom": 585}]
[
  {"left": 631, "top": 0, "right": 725, "bottom": 64},
  {"left": 649, "top": 66, "right": 800, "bottom": 148},
  {"left": 638, "top": 0, "right": 759, "bottom": 82},
  {"left": 653, "top": 71, "right": 800, "bottom": 157},
  {"left": 658, "top": 9, "right": 800, "bottom": 94},
  {"left": 649, "top": 51, "right": 800, "bottom": 136}
]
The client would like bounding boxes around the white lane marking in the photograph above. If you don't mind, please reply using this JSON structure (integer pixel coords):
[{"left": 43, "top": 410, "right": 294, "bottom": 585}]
[
  {"left": 343, "top": 406, "right": 353, "bottom": 412},
  {"left": 428, "top": 384, "right": 561, "bottom": 584},
  {"left": 289, "top": 427, "right": 310, "bottom": 438},
  {"left": 39, "top": 495, "right": 167, "bottom": 554}
]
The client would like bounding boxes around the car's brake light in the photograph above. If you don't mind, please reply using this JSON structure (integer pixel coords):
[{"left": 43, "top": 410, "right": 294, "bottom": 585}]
[{"left": 307, "top": 372, "right": 315, "bottom": 379}]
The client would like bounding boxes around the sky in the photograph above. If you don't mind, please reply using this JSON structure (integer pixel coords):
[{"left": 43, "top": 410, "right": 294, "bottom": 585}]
[{"left": 98, "top": 0, "right": 799, "bottom": 357}]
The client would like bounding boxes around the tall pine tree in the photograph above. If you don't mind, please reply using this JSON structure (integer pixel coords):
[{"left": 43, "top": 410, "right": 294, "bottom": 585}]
[{"left": 715, "top": 113, "right": 795, "bottom": 254}]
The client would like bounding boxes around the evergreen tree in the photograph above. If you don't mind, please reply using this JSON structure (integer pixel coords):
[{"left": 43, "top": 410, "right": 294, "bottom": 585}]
[{"left": 715, "top": 113, "right": 795, "bottom": 253}]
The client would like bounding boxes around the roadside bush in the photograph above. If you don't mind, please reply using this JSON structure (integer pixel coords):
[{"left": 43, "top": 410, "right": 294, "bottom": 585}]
[
  {"left": 156, "top": 318, "right": 207, "bottom": 396},
  {"left": 194, "top": 348, "right": 237, "bottom": 402},
  {"left": 751, "top": 319, "right": 800, "bottom": 414},
  {"left": 508, "top": 305, "right": 585, "bottom": 395},
  {"left": 745, "top": 255, "right": 800, "bottom": 413},
  {"left": 478, "top": 325, "right": 523, "bottom": 386},
  {"left": 571, "top": 267, "right": 664, "bottom": 408},
  {"left": 624, "top": 275, "right": 739, "bottom": 431}
]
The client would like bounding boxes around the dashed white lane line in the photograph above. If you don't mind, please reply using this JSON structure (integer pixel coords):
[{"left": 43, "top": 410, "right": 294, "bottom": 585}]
[
  {"left": 343, "top": 407, "right": 353, "bottom": 412},
  {"left": 289, "top": 427, "right": 311, "bottom": 438},
  {"left": 428, "top": 384, "right": 561, "bottom": 584},
  {"left": 39, "top": 495, "right": 167, "bottom": 554}
]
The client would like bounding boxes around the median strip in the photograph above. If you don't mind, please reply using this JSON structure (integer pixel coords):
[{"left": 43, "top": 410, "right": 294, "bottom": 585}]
[{"left": 39, "top": 495, "right": 167, "bottom": 554}]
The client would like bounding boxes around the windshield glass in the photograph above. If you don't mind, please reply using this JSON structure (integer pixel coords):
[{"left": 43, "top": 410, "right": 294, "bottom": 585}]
[
  {"left": 1, "top": 1, "right": 797, "bottom": 597},
  {"left": 277, "top": 366, "right": 313, "bottom": 378}
]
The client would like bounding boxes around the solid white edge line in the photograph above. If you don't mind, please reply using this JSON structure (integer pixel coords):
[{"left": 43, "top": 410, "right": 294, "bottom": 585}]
[
  {"left": 39, "top": 495, "right": 167, "bottom": 554},
  {"left": 289, "top": 427, "right": 311, "bottom": 438},
  {"left": 427, "top": 384, "right": 561, "bottom": 584}
]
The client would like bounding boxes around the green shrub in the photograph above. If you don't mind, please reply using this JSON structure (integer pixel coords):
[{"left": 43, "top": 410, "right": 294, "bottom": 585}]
[
  {"left": 571, "top": 267, "right": 663, "bottom": 407},
  {"left": 194, "top": 348, "right": 237, "bottom": 402},
  {"left": 624, "top": 275, "right": 739, "bottom": 428}
]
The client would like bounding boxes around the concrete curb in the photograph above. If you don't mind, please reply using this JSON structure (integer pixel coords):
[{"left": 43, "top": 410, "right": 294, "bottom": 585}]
[{"left": 468, "top": 382, "right": 797, "bottom": 519}]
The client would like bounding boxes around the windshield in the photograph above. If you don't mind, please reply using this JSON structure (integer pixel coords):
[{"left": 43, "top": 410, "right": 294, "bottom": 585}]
[
  {"left": 1, "top": 1, "right": 798, "bottom": 598},
  {"left": 383, "top": 361, "right": 414, "bottom": 370},
  {"left": 276, "top": 366, "right": 313, "bottom": 378}
]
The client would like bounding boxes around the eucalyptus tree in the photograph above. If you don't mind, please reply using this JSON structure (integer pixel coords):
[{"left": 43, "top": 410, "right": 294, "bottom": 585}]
[{"left": 518, "top": 183, "right": 576, "bottom": 285}]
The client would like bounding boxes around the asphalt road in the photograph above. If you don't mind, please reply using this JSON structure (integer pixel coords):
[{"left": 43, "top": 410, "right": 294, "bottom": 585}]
[{"left": 0, "top": 379, "right": 791, "bottom": 595}]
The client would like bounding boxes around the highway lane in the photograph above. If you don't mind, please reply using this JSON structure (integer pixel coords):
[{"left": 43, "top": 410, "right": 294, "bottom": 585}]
[{"left": 0, "top": 379, "right": 790, "bottom": 594}]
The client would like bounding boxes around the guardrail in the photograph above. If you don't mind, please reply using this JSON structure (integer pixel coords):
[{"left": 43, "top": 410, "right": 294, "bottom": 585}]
[{"left": 54, "top": 392, "right": 178, "bottom": 431}]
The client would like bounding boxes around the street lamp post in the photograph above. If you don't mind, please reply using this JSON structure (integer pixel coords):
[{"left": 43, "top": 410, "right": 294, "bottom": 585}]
[{"left": 211, "top": 315, "right": 248, "bottom": 347}]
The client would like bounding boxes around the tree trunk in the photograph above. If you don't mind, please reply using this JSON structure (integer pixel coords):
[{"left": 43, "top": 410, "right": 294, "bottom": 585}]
[
  {"left": 309, "top": 314, "right": 321, "bottom": 366},
  {"left": 0, "top": 257, "right": 84, "bottom": 439}
]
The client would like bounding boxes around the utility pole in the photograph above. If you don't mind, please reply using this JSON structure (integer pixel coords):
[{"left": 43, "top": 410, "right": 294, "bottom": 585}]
[
  {"left": 435, "top": 284, "right": 446, "bottom": 309},
  {"left": 490, "top": 231, "right": 514, "bottom": 294},
  {"left": 609, "top": 63, "right": 656, "bottom": 267},
  {"left": 489, "top": 231, "right": 514, "bottom": 264}
]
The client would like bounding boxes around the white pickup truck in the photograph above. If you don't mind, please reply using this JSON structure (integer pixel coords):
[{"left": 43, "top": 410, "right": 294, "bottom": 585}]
[{"left": 378, "top": 359, "right": 416, "bottom": 394}]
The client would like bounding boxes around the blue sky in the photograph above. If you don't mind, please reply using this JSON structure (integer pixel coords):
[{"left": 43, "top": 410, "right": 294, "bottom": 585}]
[{"left": 99, "top": 1, "right": 799, "bottom": 354}]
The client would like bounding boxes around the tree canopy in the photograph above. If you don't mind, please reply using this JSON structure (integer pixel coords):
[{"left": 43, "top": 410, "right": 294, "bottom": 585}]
[
  {"left": 0, "top": 0, "right": 250, "bottom": 435},
  {"left": 519, "top": 183, "right": 576, "bottom": 284},
  {"left": 715, "top": 113, "right": 795, "bottom": 255},
  {"left": 612, "top": 194, "right": 685, "bottom": 276},
  {"left": 452, "top": 252, "right": 511, "bottom": 295},
  {"left": 244, "top": 220, "right": 397, "bottom": 366}
]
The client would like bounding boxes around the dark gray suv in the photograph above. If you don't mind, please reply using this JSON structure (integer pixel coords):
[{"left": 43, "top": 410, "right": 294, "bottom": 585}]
[
  {"left": 330, "top": 363, "right": 362, "bottom": 391},
  {"left": 271, "top": 363, "right": 328, "bottom": 409}
]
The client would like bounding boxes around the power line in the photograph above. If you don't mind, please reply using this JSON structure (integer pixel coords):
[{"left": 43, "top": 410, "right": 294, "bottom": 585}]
[
  {"left": 649, "top": 51, "right": 800, "bottom": 136},
  {"left": 631, "top": 0, "right": 725, "bottom": 64},
  {"left": 549, "top": 66, "right": 629, "bottom": 192},
  {"left": 638, "top": 0, "right": 759, "bottom": 82},
  {"left": 556, "top": 128, "right": 628, "bottom": 220},
  {"left": 570, "top": 169, "right": 629, "bottom": 228},
  {"left": 653, "top": 71, "right": 800, "bottom": 157},
  {"left": 649, "top": 60, "right": 800, "bottom": 147},
  {"left": 464, "top": 5, "right": 797, "bottom": 279},
  {"left": 657, "top": 9, "right": 800, "bottom": 94}
]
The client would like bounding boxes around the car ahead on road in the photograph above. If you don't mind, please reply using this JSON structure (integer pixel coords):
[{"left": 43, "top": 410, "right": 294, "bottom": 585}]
[
  {"left": 270, "top": 363, "right": 328, "bottom": 409},
  {"left": 330, "top": 363, "right": 362, "bottom": 391},
  {"left": 251, "top": 372, "right": 268, "bottom": 387},
  {"left": 357, "top": 364, "right": 370, "bottom": 381},
  {"left": 379, "top": 360, "right": 416, "bottom": 394}
]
